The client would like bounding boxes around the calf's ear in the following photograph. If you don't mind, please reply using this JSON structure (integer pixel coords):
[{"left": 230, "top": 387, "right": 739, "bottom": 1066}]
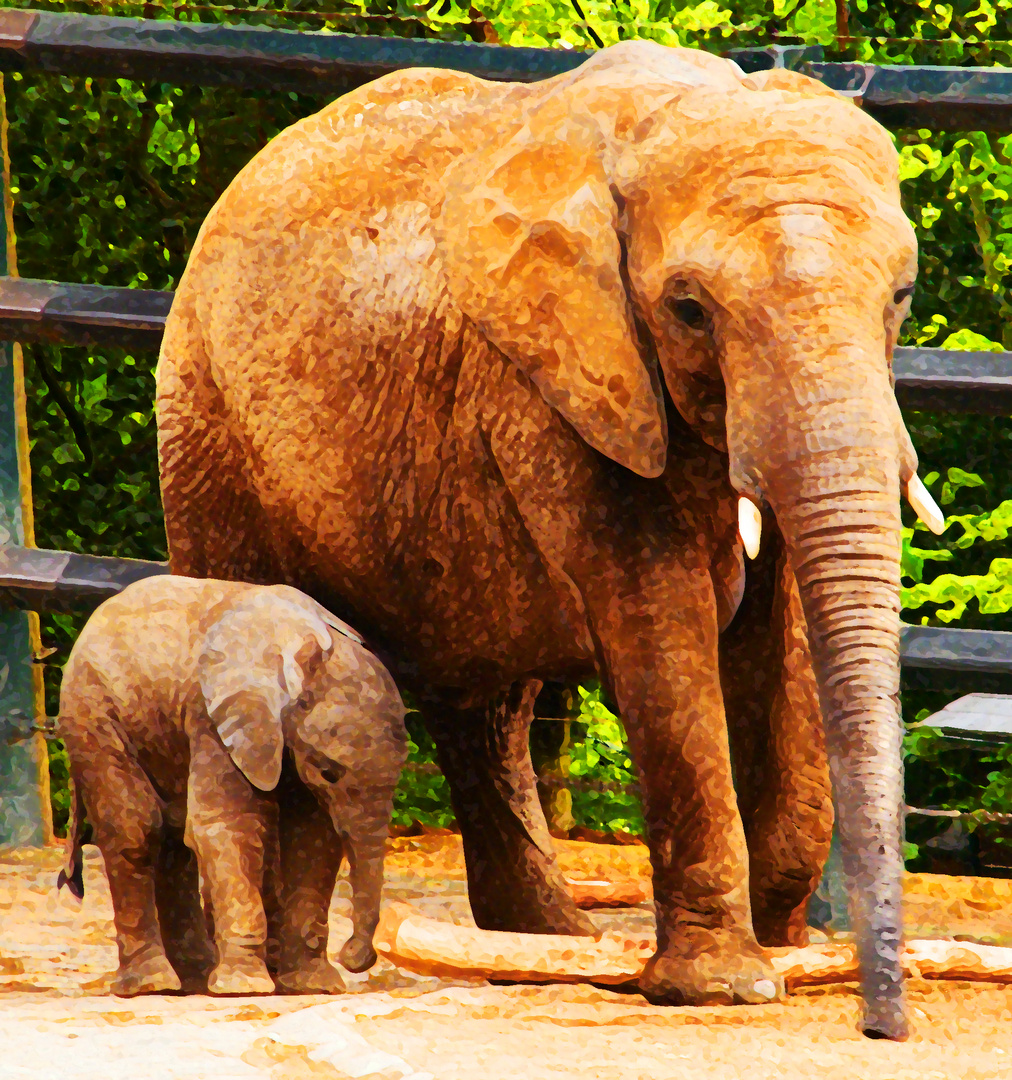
[{"left": 198, "top": 592, "right": 334, "bottom": 791}]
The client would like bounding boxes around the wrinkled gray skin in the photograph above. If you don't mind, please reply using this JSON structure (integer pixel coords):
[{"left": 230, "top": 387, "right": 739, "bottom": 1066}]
[{"left": 58, "top": 575, "right": 407, "bottom": 996}]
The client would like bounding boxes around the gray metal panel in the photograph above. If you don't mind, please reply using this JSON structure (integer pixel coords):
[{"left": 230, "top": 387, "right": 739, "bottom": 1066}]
[
  {"left": 900, "top": 625, "right": 1012, "bottom": 675},
  {"left": 0, "top": 10, "right": 589, "bottom": 94},
  {"left": 919, "top": 693, "right": 1012, "bottom": 737},
  {"left": 0, "top": 544, "right": 169, "bottom": 613}
]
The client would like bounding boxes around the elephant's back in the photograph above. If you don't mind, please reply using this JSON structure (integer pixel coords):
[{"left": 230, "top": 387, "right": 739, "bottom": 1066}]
[
  {"left": 178, "top": 66, "right": 521, "bottom": 295},
  {"left": 157, "top": 64, "right": 518, "bottom": 452},
  {"left": 63, "top": 576, "right": 246, "bottom": 717}
]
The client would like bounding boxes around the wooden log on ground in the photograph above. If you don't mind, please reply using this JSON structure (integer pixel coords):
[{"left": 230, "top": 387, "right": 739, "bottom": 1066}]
[
  {"left": 770, "top": 938, "right": 1012, "bottom": 987},
  {"left": 373, "top": 904, "right": 1012, "bottom": 988},
  {"left": 564, "top": 876, "right": 650, "bottom": 908},
  {"left": 373, "top": 903, "right": 653, "bottom": 984}
]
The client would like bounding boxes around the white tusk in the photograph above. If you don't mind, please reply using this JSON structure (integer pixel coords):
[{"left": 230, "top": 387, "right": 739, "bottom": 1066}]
[
  {"left": 738, "top": 497, "right": 762, "bottom": 560},
  {"left": 906, "top": 475, "right": 946, "bottom": 536}
]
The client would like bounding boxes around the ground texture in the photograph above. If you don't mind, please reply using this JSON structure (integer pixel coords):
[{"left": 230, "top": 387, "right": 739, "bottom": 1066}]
[{"left": 1, "top": 837, "right": 1011, "bottom": 1080}]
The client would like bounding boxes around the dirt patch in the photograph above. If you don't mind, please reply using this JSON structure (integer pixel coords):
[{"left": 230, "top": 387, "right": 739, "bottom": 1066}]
[{"left": 2, "top": 841, "right": 1011, "bottom": 1079}]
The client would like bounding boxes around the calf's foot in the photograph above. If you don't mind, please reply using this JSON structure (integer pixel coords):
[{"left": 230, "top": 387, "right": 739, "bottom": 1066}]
[
  {"left": 274, "top": 957, "right": 347, "bottom": 995},
  {"left": 637, "top": 928, "right": 784, "bottom": 1007},
  {"left": 111, "top": 950, "right": 182, "bottom": 996}
]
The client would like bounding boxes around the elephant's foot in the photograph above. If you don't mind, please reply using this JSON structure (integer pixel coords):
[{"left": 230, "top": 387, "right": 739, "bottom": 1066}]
[
  {"left": 637, "top": 930, "right": 784, "bottom": 1007},
  {"left": 469, "top": 875, "right": 597, "bottom": 937},
  {"left": 111, "top": 951, "right": 182, "bottom": 997},
  {"left": 338, "top": 935, "right": 377, "bottom": 974},
  {"left": 274, "top": 957, "right": 348, "bottom": 995},
  {"left": 208, "top": 951, "right": 275, "bottom": 995}
]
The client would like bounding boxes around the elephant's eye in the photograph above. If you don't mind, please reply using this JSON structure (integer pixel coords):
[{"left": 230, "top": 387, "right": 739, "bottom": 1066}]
[
  {"left": 893, "top": 285, "right": 915, "bottom": 304},
  {"left": 668, "top": 297, "right": 708, "bottom": 329}
]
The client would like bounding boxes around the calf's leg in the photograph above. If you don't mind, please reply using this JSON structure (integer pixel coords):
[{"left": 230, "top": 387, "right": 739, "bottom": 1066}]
[
  {"left": 271, "top": 757, "right": 346, "bottom": 994},
  {"left": 186, "top": 728, "right": 276, "bottom": 994},
  {"left": 155, "top": 827, "right": 217, "bottom": 992},
  {"left": 61, "top": 705, "right": 180, "bottom": 995}
]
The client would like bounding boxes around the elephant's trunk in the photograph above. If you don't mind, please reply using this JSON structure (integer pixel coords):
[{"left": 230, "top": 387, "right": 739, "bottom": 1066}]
[
  {"left": 771, "top": 460, "right": 907, "bottom": 1040},
  {"left": 727, "top": 340, "right": 910, "bottom": 1040}
]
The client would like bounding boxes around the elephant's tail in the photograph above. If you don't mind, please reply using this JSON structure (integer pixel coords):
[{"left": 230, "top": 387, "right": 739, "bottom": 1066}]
[{"left": 56, "top": 776, "right": 85, "bottom": 900}]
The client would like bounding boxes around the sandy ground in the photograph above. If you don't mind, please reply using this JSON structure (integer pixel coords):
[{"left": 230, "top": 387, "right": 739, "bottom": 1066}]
[{"left": 2, "top": 838, "right": 1011, "bottom": 1080}]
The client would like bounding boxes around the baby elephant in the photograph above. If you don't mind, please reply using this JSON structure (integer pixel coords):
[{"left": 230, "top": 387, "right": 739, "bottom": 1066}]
[{"left": 58, "top": 576, "right": 408, "bottom": 997}]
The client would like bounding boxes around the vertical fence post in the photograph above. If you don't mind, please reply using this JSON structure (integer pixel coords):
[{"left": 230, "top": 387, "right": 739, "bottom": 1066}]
[
  {"left": 0, "top": 71, "right": 51, "bottom": 848},
  {"left": 835, "top": 0, "right": 850, "bottom": 43}
]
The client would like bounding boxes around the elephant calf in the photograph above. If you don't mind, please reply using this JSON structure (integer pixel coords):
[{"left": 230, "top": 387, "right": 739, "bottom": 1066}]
[{"left": 57, "top": 576, "right": 408, "bottom": 997}]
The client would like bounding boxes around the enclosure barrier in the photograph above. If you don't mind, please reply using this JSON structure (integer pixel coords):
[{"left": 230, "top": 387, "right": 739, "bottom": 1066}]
[{"left": 1, "top": 8, "right": 1012, "bottom": 851}]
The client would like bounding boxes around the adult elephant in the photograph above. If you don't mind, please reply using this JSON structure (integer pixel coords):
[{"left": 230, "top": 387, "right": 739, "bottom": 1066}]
[{"left": 156, "top": 41, "right": 943, "bottom": 1038}]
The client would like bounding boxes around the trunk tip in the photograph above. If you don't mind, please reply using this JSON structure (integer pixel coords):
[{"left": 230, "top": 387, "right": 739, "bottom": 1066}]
[{"left": 861, "top": 1000, "right": 910, "bottom": 1041}]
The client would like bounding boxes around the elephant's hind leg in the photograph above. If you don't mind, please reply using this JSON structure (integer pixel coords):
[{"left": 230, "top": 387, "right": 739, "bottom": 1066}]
[
  {"left": 426, "top": 680, "right": 596, "bottom": 937},
  {"left": 720, "top": 534, "right": 833, "bottom": 947},
  {"left": 61, "top": 704, "right": 181, "bottom": 996},
  {"left": 154, "top": 827, "right": 216, "bottom": 993}
]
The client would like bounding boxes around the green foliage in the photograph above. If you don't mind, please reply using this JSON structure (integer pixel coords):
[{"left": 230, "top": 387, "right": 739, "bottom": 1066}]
[
  {"left": 391, "top": 712, "right": 456, "bottom": 829},
  {"left": 45, "top": 737, "right": 73, "bottom": 837},
  {"left": 566, "top": 685, "right": 645, "bottom": 835}
]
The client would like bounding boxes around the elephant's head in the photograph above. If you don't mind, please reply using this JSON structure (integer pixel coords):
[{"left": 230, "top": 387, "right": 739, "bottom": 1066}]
[
  {"left": 198, "top": 586, "right": 362, "bottom": 791},
  {"left": 441, "top": 41, "right": 944, "bottom": 1039}
]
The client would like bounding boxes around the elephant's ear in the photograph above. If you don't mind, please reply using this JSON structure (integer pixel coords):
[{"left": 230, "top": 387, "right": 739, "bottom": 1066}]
[
  {"left": 441, "top": 110, "right": 667, "bottom": 478},
  {"left": 198, "top": 592, "right": 334, "bottom": 791}
]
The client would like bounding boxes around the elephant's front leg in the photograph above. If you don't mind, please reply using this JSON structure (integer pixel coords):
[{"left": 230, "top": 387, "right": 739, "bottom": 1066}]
[
  {"left": 426, "top": 680, "right": 596, "bottom": 937},
  {"left": 590, "top": 553, "right": 782, "bottom": 1006},
  {"left": 271, "top": 759, "right": 347, "bottom": 994},
  {"left": 186, "top": 728, "right": 277, "bottom": 995},
  {"left": 721, "top": 532, "right": 833, "bottom": 947}
]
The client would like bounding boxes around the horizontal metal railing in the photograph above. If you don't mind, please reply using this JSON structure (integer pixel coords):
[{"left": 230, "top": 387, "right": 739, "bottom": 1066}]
[
  {"left": 0, "top": 8, "right": 587, "bottom": 93},
  {"left": 2, "top": 276, "right": 1010, "bottom": 414},
  {"left": 0, "top": 543, "right": 168, "bottom": 612},
  {"left": 0, "top": 10, "right": 1011, "bottom": 129},
  {"left": 0, "top": 539, "right": 1006, "bottom": 678}
]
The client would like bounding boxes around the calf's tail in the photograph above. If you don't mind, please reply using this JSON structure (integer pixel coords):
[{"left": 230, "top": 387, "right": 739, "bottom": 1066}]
[{"left": 56, "top": 776, "right": 85, "bottom": 900}]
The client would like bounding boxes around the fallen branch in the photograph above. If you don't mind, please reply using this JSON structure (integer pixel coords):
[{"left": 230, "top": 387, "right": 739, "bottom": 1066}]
[
  {"left": 374, "top": 904, "right": 1012, "bottom": 989},
  {"left": 373, "top": 903, "right": 653, "bottom": 984},
  {"left": 564, "top": 877, "right": 650, "bottom": 908}
]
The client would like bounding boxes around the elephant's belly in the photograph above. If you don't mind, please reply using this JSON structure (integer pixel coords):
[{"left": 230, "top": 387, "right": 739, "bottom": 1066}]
[
  {"left": 278, "top": 498, "right": 598, "bottom": 697},
  {"left": 126, "top": 712, "right": 191, "bottom": 814}
]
